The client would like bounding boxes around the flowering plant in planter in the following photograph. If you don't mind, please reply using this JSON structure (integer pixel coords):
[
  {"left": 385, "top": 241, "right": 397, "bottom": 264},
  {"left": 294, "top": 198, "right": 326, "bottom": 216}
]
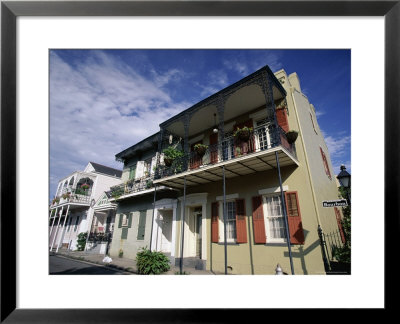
[
  {"left": 62, "top": 192, "right": 71, "bottom": 199},
  {"left": 81, "top": 183, "right": 90, "bottom": 190},
  {"left": 233, "top": 126, "right": 253, "bottom": 142},
  {"left": 193, "top": 144, "right": 208, "bottom": 157}
]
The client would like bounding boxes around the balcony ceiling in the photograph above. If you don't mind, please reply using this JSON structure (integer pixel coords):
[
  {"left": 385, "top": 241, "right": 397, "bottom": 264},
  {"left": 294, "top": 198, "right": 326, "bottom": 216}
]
[
  {"left": 166, "top": 84, "right": 284, "bottom": 138},
  {"left": 153, "top": 147, "right": 298, "bottom": 190}
]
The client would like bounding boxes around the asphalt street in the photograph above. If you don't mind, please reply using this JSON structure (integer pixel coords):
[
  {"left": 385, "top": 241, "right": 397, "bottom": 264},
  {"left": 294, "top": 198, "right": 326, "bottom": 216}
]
[{"left": 49, "top": 254, "right": 128, "bottom": 275}]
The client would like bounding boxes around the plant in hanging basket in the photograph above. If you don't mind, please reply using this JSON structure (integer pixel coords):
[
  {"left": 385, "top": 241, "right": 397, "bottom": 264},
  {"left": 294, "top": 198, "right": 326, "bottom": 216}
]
[
  {"left": 163, "top": 146, "right": 184, "bottom": 167},
  {"left": 233, "top": 126, "right": 253, "bottom": 142},
  {"left": 193, "top": 144, "right": 208, "bottom": 157},
  {"left": 285, "top": 130, "right": 299, "bottom": 144}
]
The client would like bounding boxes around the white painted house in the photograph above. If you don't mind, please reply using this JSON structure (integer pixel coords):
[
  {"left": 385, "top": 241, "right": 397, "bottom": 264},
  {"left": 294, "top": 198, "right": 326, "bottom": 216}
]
[{"left": 49, "top": 162, "right": 122, "bottom": 252}]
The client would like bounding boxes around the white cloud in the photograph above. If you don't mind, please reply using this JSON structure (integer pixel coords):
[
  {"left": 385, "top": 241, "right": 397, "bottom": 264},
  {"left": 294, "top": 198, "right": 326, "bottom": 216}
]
[
  {"left": 324, "top": 135, "right": 351, "bottom": 157},
  {"left": 49, "top": 51, "right": 189, "bottom": 199}
]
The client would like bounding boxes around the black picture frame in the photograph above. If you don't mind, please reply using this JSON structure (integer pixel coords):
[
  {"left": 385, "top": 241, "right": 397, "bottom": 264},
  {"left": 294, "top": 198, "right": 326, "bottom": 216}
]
[{"left": 1, "top": 0, "right": 397, "bottom": 322}]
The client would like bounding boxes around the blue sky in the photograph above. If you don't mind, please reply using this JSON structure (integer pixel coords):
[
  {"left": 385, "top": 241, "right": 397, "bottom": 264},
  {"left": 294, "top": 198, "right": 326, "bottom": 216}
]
[{"left": 50, "top": 49, "right": 351, "bottom": 200}]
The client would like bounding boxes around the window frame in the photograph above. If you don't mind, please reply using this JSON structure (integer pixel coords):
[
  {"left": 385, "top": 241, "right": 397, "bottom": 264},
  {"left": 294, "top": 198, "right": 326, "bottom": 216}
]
[
  {"left": 218, "top": 200, "right": 237, "bottom": 243},
  {"left": 262, "top": 194, "right": 287, "bottom": 244}
]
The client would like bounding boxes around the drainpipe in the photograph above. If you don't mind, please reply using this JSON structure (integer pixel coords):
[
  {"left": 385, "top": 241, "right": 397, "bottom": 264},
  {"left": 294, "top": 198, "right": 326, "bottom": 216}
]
[
  {"left": 149, "top": 185, "right": 158, "bottom": 251},
  {"left": 179, "top": 176, "right": 187, "bottom": 274},
  {"left": 222, "top": 166, "right": 228, "bottom": 275},
  {"left": 275, "top": 151, "right": 295, "bottom": 275}
]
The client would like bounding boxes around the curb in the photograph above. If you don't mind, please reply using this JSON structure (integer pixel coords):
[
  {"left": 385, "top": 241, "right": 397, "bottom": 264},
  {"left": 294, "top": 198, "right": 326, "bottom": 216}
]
[{"left": 52, "top": 253, "right": 137, "bottom": 274}]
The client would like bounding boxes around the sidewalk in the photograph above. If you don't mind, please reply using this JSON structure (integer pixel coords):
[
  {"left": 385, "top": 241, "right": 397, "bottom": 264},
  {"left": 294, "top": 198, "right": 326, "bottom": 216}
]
[{"left": 53, "top": 250, "right": 215, "bottom": 275}]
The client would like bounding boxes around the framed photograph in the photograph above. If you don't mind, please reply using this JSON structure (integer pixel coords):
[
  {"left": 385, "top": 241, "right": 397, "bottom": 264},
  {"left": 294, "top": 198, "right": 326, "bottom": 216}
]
[{"left": 1, "top": 0, "right": 397, "bottom": 321}]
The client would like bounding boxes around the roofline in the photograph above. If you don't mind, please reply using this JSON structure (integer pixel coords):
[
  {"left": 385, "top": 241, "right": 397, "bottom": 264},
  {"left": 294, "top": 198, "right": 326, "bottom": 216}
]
[
  {"left": 160, "top": 64, "right": 286, "bottom": 128},
  {"left": 115, "top": 132, "right": 159, "bottom": 160}
]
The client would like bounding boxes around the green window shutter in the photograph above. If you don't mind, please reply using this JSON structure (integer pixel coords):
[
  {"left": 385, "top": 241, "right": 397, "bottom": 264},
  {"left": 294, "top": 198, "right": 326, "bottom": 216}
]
[
  {"left": 118, "top": 214, "right": 123, "bottom": 228},
  {"left": 128, "top": 213, "right": 133, "bottom": 228},
  {"left": 121, "top": 227, "right": 128, "bottom": 239},
  {"left": 129, "top": 166, "right": 136, "bottom": 180},
  {"left": 137, "top": 211, "right": 147, "bottom": 240}
]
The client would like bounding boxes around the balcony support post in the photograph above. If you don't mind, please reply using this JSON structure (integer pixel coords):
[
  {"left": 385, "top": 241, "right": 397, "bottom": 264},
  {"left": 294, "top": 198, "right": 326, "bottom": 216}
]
[
  {"left": 222, "top": 165, "right": 228, "bottom": 275},
  {"left": 260, "top": 72, "right": 281, "bottom": 146},
  {"left": 216, "top": 94, "right": 225, "bottom": 161},
  {"left": 275, "top": 151, "right": 295, "bottom": 275},
  {"left": 49, "top": 207, "right": 58, "bottom": 239},
  {"left": 179, "top": 176, "right": 187, "bottom": 274},
  {"left": 149, "top": 184, "right": 158, "bottom": 252},
  {"left": 183, "top": 113, "right": 190, "bottom": 171},
  {"left": 56, "top": 204, "right": 70, "bottom": 253},
  {"left": 155, "top": 128, "right": 164, "bottom": 179},
  {"left": 50, "top": 206, "right": 64, "bottom": 251}
]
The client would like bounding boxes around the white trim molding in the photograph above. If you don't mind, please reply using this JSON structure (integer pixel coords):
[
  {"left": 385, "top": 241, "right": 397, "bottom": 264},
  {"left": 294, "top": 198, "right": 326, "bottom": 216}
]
[
  {"left": 258, "top": 185, "right": 289, "bottom": 195},
  {"left": 216, "top": 193, "right": 239, "bottom": 201}
]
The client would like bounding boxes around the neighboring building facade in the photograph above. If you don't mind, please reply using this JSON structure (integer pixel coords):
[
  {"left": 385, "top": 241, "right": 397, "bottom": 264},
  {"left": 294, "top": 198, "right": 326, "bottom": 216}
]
[
  {"left": 108, "top": 133, "right": 179, "bottom": 260},
  {"left": 49, "top": 162, "right": 122, "bottom": 252}
]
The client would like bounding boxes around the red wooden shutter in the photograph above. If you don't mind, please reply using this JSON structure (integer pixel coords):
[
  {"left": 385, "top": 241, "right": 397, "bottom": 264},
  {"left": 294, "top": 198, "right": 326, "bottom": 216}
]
[
  {"left": 211, "top": 202, "right": 219, "bottom": 243},
  {"left": 284, "top": 191, "right": 305, "bottom": 244},
  {"left": 235, "top": 199, "right": 247, "bottom": 243},
  {"left": 276, "top": 108, "right": 289, "bottom": 132},
  {"left": 252, "top": 196, "right": 266, "bottom": 244},
  {"left": 190, "top": 141, "right": 202, "bottom": 169},
  {"left": 334, "top": 207, "right": 346, "bottom": 244},
  {"left": 209, "top": 133, "right": 218, "bottom": 164},
  {"left": 234, "top": 119, "right": 254, "bottom": 155}
]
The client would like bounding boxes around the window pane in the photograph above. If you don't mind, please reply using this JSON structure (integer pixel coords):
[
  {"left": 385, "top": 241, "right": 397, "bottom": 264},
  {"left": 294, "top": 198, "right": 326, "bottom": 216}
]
[
  {"left": 265, "top": 196, "right": 286, "bottom": 240},
  {"left": 226, "top": 201, "right": 236, "bottom": 240}
]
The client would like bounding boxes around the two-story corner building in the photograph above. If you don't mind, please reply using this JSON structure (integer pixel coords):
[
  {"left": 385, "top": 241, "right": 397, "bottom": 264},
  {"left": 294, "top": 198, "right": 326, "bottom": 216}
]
[
  {"left": 49, "top": 162, "right": 122, "bottom": 252},
  {"left": 107, "top": 133, "right": 179, "bottom": 260},
  {"left": 147, "top": 65, "right": 344, "bottom": 275}
]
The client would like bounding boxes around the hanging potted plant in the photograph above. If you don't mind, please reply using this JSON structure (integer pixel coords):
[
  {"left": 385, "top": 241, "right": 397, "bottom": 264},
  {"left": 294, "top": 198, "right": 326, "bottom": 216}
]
[
  {"left": 286, "top": 130, "right": 299, "bottom": 144},
  {"left": 163, "top": 146, "right": 184, "bottom": 167},
  {"left": 233, "top": 126, "right": 253, "bottom": 142},
  {"left": 193, "top": 143, "right": 208, "bottom": 158}
]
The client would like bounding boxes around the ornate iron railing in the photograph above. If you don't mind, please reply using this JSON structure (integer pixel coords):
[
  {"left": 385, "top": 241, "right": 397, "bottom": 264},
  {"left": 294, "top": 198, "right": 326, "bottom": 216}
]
[
  {"left": 51, "top": 187, "right": 92, "bottom": 207},
  {"left": 110, "top": 175, "right": 154, "bottom": 199},
  {"left": 87, "top": 232, "right": 112, "bottom": 243},
  {"left": 156, "top": 123, "right": 297, "bottom": 179}
]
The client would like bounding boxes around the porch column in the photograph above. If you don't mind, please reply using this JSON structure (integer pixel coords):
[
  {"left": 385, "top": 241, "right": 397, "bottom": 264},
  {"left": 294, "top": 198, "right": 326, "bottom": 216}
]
[
  {"left": 153, "top": 127, "right": 164, "bottom": 180},
  {"left": 49, "top": 207, "right": 58, "bottom": 238},
  {"left": 216, "top": 94, "right": 225, "bottom": 161},
  {"left": 261, "top": 73, "right": 280, "bottom": 144},
  {"left": 50, "top": 206, "right": 64, "bottom": 251},
  {"left": 275, "top": 151, "right": 294, "bottom": 275},
  {"left": 170, "top": 201, "right": 177, "bottom": 258},
  {"left": 150, "top": 185, "right": 158, "bottom": 251},
  {"left": 222, "top": 166, "right": 228, "bottom": 275},
  {"left": 56, "top": 204, "right": 70, "bottom": 253},
  {"left": 179, "top": 176, "right": 187, "bottom": 274}
]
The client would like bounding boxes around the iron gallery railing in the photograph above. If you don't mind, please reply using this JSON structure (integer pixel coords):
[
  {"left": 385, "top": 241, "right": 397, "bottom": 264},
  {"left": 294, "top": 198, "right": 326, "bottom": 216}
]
[
  {"left": 87, "top": 232, "right": 112, "bottom": 243},
  {"left": 156, "top": 123, "right": 297, "bottom": 179},
  {"left": 322, "top": 229, "right": 346, "bottom": 262},
  {"left": 110, "top": 175, "right": 154, "bottom": 199},
  {"left": 51, "top": 188, "right": 92, "bottom": 206}
]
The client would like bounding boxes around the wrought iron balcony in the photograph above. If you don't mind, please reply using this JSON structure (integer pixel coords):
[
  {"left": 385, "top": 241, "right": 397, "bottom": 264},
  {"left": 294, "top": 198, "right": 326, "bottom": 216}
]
[
  {"left": 51, "top": 187, "right": 92, "bottom": 207},
  {"left": 110, "top": 175, "right": 154, "bottom": 200},
  {"left": 155, "top": 123, "right": 297, "bottom": 181}
]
